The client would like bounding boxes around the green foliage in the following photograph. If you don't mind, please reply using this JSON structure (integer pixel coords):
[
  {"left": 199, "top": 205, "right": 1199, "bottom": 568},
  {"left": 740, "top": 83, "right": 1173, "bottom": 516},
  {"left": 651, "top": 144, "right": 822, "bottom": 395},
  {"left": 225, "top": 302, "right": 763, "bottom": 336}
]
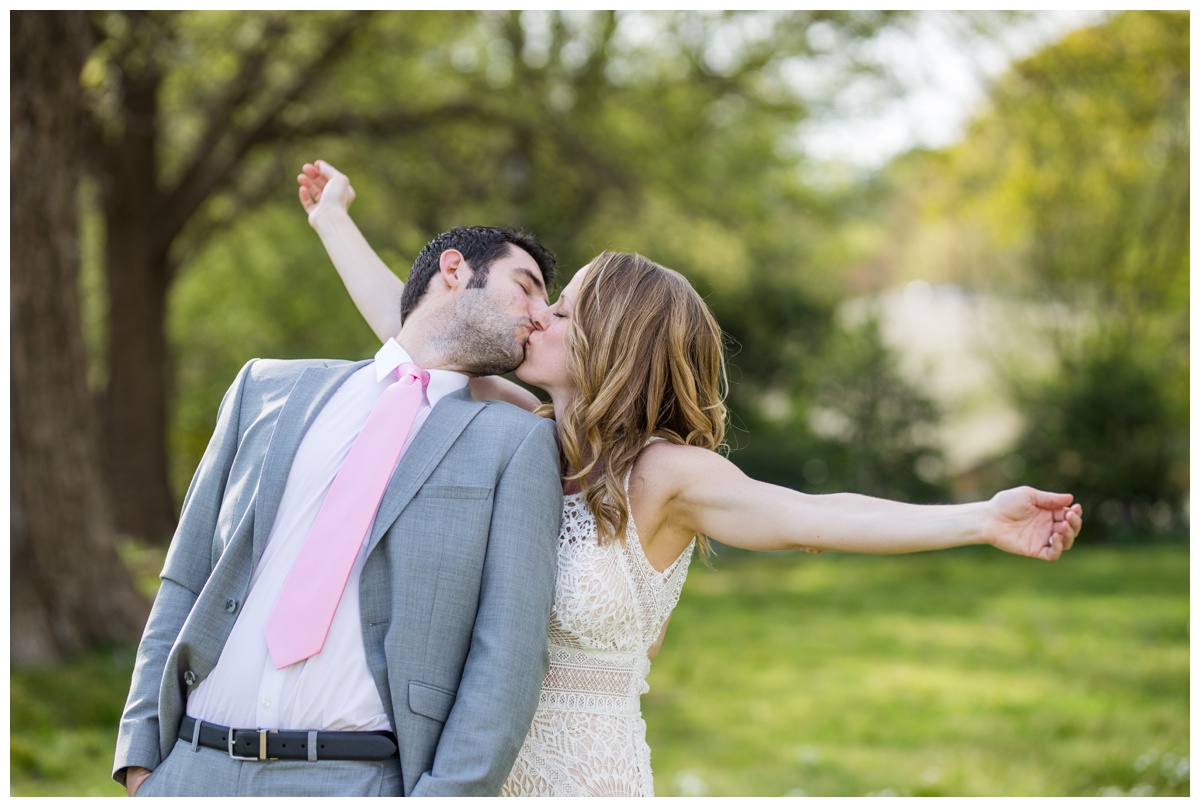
[
  {"left": 77, "top": 11, "right": 1186, "bottom": 520},
  {"left": 969, "top": 12, "right": 1189, "bottom": 538},
  {"left": 10, "top": 545, "right": 1187, "bottom": 796},
  {"left": 730, "top": 314, "right": 948, "bottom": 502},
  {"left": 153, "top": 10, "right": 920, "bottom": 497},
  {"left": 1008, "top": 338, "right": 1185, "bottom": 540},
  {"left": 961, "top": 11, "right": 1188, "bottom": 305},
  {"left": 880, "top": 12, "right": 1188, "bottom": 533},
  {"left": 808, "top": 314, "right": 947, "bottom": 500}
]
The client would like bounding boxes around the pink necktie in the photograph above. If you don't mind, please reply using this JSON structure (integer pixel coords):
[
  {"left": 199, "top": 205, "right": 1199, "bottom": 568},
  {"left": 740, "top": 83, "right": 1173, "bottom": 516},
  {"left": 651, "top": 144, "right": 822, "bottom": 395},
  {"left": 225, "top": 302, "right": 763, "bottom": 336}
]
[{"left": 264, "top": 362, "right": 430, "bottom": 669}]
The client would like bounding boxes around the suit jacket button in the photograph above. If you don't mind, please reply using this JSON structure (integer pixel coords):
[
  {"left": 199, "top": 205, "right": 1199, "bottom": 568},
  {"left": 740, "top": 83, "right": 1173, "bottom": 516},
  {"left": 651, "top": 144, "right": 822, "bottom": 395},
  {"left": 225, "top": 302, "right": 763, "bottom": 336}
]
[
  {"left": 183, "top": 670, "right": 197, "bottom": 686},
  {"left": 225, "top": 598, "right": 238, "bottom": 613}
]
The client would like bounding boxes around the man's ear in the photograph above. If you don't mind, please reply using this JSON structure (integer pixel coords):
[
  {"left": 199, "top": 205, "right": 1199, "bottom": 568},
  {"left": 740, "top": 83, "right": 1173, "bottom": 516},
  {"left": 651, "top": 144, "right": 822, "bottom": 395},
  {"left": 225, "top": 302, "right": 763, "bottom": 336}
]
[{"left": 438, "top": 249, "right": 470, "bottom": 290}]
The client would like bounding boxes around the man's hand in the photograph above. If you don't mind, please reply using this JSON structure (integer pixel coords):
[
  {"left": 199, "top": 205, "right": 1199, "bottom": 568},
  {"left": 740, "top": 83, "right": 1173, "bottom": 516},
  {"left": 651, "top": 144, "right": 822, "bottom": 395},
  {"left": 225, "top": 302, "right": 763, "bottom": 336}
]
[
  {"left": 986, "top": 486, "right": 1083, "bottom": 561},
  {"left": 297, "top": 160, "right": 355, "bottom": 228},
  {"left": 125, "top": 766, "right": 152, "bottom": 797}
]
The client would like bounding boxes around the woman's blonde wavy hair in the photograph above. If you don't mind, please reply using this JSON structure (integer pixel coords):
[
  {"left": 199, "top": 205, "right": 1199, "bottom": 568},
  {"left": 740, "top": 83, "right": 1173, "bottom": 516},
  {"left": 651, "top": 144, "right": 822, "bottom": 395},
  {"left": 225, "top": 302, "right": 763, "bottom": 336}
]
[{"left": 548, "top": 251, "right": 728, "bottom": 555}]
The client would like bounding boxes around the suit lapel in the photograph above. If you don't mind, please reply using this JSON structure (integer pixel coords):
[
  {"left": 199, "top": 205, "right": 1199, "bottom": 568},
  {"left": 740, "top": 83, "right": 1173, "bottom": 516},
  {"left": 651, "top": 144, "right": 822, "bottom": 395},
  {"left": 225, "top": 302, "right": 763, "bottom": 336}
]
[
  {"left": 252, "top": 360, "right": 370, "bottom": 562},
  {"left": 364, "top": 387, "right": 483, "bottom": 556}
]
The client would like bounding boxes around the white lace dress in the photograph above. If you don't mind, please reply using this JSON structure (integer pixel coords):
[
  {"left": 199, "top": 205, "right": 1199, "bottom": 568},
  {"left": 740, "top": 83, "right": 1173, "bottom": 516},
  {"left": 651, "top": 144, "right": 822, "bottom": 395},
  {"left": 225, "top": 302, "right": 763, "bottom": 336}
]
[{"left": 500, "top": 485, "right": 695, "bottom": 797}]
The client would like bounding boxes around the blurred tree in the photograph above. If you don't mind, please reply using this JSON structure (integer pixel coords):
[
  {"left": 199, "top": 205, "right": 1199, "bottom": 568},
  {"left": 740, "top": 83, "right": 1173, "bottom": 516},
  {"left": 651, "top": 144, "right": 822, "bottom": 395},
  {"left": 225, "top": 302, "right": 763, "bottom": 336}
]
[
  {"left": 161, "top": 10, "right": 929, "bottom": 498},
  {"left": 810, "top": 314, "right": 947, "bottom": 501},
  {"left": 80, "top": 10, "right": 499, "bottom": 542},
  {"left": 76, "top": 10, "right": 1029, "bottom": 542},
  {"left": 1012, "top": 339, "right": 1180, "bottom": 538},
  {"left": 332, "top": 10, "right": 918, "bottom": 402},
  {"left": 12, "top": 11, "right": 149, "bottom": 664},
  {"left": 922, "top": 11, "right": 1189, "bottom": 536},
  {"left": 733, "top": 314, "right": 947, "bottom": 502}
]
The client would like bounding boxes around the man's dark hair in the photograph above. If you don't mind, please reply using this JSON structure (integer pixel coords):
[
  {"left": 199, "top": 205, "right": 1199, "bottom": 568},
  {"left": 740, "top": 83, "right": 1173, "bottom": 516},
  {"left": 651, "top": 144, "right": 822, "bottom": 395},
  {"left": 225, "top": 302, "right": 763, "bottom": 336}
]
[{"left": 400, "top": 226, "right": 556, "bottom": 322}]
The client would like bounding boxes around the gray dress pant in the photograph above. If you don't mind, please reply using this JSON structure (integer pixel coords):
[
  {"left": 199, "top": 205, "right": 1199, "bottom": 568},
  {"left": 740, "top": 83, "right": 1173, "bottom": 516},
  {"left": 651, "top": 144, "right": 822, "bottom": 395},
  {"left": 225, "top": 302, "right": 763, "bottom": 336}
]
[{"left": 135, "top": 738, "right": 403, "bottom": 797}]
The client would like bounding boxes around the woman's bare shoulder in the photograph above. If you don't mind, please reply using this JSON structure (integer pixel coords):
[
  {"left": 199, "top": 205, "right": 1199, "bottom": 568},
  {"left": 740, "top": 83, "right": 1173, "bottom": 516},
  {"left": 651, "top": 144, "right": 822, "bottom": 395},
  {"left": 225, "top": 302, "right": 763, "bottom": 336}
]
[{"left": 632, "top": 440, "right": 739, "bottom": 505}]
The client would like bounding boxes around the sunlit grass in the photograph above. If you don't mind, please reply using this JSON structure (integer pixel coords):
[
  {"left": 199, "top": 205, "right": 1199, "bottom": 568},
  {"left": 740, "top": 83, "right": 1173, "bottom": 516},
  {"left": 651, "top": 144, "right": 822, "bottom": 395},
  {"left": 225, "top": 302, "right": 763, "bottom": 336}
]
[
  {"left": 9, "top": 544, "right": 1188, "bottom": 796},
  {"left": 643, "top": 544, "right": 1189, "bottom": 796}
]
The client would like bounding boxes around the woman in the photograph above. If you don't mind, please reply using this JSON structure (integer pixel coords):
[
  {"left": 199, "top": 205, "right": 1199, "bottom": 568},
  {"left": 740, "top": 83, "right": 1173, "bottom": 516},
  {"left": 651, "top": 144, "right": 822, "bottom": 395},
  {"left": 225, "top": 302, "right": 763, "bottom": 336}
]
[{"left": 297, "top": 161, "right": 1082, "bottom": 796}]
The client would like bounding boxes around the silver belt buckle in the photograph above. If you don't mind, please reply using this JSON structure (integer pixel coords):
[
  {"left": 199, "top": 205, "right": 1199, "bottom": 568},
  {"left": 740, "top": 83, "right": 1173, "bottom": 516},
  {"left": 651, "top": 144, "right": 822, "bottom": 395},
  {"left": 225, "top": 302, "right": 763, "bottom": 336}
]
[{"left": 228, "top": 727, "right": 277, "bottom": 761}]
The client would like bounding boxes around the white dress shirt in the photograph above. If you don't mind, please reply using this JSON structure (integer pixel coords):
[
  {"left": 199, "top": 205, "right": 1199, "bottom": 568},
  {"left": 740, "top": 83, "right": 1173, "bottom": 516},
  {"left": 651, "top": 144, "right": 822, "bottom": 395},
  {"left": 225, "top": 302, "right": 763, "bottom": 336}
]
[{"left": 187, "top": 340, "right": 469, "bottom": 732}]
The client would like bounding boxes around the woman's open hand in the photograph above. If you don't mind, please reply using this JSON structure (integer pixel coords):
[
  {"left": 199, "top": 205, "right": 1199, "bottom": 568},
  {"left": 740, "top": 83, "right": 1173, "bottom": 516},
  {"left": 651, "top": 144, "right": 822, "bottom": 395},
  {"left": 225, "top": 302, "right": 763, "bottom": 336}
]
[
  {"left": 986, "top": 486, "right": 1082, "bottom": 560},
  {"left": 298, "top": 160, "right": 355, "bottom": 227}
]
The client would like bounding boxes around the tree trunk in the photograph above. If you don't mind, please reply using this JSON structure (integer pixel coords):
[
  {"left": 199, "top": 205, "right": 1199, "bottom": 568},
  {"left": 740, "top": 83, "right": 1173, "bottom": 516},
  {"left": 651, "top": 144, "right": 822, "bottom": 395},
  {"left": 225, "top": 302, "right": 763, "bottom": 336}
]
[
  {"left": 99, "top": 64, "right": 179, "bottom": 545},
  {"left": 11, "top": 10, "right": 151, "bottom": 665}
]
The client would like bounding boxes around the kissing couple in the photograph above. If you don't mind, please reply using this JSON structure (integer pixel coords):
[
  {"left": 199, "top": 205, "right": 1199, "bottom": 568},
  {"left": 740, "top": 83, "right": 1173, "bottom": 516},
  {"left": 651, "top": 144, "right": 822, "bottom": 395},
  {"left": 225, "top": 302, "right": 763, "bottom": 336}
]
[{"left": 115, "top": 160, "right": 1082, "bottom": 797}]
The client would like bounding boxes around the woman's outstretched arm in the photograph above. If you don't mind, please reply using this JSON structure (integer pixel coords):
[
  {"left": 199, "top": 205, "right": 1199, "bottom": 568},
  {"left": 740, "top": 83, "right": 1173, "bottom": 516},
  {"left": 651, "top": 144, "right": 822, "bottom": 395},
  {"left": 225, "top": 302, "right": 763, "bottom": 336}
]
[
  {"left": 641, "top": 443, "right": 1082, "bottom": 560},
  {"left": 298, "top": 161, "right": 543, "bottom": 411},
  {"left": 299, "top": 161, "right": 403, "bottom": 342}
]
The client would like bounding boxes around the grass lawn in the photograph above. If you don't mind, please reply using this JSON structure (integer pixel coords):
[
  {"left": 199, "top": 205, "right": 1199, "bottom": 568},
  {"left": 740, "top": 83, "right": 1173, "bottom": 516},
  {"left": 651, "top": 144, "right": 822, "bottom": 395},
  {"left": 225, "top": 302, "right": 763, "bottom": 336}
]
[
  {"left": 10, "top": 543, "right": 1189, "bottom": 796},
  {"left": 644, "top": 543, "right": 1190, "bottom": 797}
]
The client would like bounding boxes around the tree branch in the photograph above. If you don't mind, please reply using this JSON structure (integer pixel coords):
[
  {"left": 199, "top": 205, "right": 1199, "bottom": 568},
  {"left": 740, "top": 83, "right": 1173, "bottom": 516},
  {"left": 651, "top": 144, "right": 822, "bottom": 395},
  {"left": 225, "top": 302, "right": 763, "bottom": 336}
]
[
  {"left": 579, "top": 11, "right": 618, "bottom": 86},
  {"left": 274, "top": 101, "right": 507, "bottom": 140},
  {"left": 165, "top": 13, "right": 291, "bottom": 207},
  {"left": 159, "top": 10, "right": 373, "bottom": 249},
  {"left": 166, "top": 99, "right": 505, "bottom": 280},
  {"left": 168, "top": 151, "right": 290, "bottom": 279}
]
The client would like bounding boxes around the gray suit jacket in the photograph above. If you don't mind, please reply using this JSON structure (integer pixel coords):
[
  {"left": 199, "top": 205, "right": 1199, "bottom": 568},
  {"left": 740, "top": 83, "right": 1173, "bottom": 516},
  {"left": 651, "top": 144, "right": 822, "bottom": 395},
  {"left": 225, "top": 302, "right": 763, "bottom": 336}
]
[{"left": 113, "top": 358, "right": 562, "bottom": 796}]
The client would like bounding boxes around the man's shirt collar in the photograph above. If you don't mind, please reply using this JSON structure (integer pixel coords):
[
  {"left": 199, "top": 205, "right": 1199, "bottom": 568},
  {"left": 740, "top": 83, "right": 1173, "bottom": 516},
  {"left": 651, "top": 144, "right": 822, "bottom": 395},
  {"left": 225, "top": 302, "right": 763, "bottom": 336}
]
[{"left": 373, "top": 338, "right": 469, "bottom": 405}]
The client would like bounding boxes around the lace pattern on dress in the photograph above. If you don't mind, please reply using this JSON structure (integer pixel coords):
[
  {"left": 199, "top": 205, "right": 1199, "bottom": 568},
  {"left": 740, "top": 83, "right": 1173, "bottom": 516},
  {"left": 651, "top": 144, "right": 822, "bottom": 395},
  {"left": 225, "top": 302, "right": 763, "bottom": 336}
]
[{"left": 501, "top": 442, "right": 695, "bottom": 797}]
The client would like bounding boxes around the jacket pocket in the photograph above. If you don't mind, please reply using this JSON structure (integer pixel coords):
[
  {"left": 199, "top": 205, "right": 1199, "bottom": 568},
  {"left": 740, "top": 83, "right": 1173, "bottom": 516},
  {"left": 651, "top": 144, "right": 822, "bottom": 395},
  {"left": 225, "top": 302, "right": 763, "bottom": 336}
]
[
  {"left": 408, "top": 681, "right": 457, "bottom": 722},
  {"left": 415, "top": 485, "right": 491, "bottom": 500}
]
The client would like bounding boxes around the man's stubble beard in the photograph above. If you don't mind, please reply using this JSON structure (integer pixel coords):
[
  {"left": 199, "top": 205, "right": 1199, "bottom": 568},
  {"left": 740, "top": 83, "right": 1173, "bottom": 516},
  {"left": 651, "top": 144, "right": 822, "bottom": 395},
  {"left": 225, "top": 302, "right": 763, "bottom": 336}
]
[{"left": 433, "top": 289, "right": 526, "bottom": 377}]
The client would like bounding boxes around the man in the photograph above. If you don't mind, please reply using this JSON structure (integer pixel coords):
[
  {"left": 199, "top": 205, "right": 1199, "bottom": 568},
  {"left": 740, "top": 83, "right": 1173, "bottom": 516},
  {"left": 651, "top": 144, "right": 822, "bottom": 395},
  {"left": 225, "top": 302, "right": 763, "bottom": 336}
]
[{"left": 113, "top": 224, "right": 563, "bottom": 796}]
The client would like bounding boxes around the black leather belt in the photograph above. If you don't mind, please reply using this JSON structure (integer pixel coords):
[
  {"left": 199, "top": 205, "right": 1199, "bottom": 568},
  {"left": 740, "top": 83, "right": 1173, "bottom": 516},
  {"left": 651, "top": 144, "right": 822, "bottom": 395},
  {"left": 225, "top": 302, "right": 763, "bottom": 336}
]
[{"left": 179, "top": 716, "right": 398, "bottom": 762}]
